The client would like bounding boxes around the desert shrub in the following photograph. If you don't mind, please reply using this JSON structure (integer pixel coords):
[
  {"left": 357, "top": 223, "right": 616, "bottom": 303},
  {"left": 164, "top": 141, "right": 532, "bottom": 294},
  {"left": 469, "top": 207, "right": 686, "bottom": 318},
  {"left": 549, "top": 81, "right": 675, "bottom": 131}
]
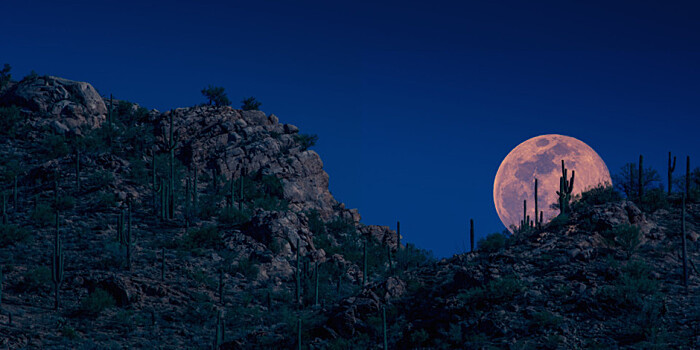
[
  {"left": 573, "top": 183, "right": 622, "bottom": 210},
  {"left": 613, "top": 163, "right": 662, "bottom": 200},
  {"left": 0, "top": 105, "right": 22, "bottom": 137},
  {"left": 53, "top": 195, "right": 76, "bottom": 211},
  {"left": 202, "top": 86, "right": 231, "bottom": 106},
  {"left": 218, "top": 207, "right": 250, "bottom": 225},
  {"left": 240, "top": 96, "right": 261, "bottom": 110},
  {"left": 95, "top": 242, "right": 124, "bottom": 270},
  {"left": 230, "top": 256, "right": 260, "bottom": 281},
  {"left": 457, "top": 275, "right": 524, "bottom": 310},
  {"left": 0, "top": 63, "right": 10, "bottom": 89},
  {"left": 39, "top": 134, "right": 70, "bottom": 160},
  {"left": 235, "top": 172, "right": 287, "bottom": 212},
  {"left": 601, "top": 224, "right": 641, "bottom": 258},
  {"left": 0, "top": 224, "right": 31, "bottom": 247},
  {"left": 305, "top": 209, "right": 326, "bottom": 235},
  {"left": 88, "top": 170, "right": 115, "bottom": 190},
  {"left": 96, "top": 191, "right": 117, "bottom": 209},
  {"left": 80, "top": 288, "right": 115, "bottom": 316},
  {"left": 16, "top": 266, "right": 51, "bottom": 292},
  {"left": 547, "top": 213, "right": 570, "bottom": 230},
  {"left": 530, "top": 311, "right": 563, "bottom": 331},
  {"left": 294, "top": 133, "right": 318, "bottom": 151},
  {"left": 178, "top": 225, "right": 221, "bottom": 250},
  {"left": 597, "top": 259, "right": 658, "bottom": 310},
  {"left": 31, "top": 202, "right": 54, "bottom": 227},
  {"left": 398, "top": 242, "right": 434, "bottom": 269},
  {"left": 638, "top": 188, "right": 669, "bottom": 213},
  {"left": 477, "top": 232, "right": 508, "bottom": 253}
]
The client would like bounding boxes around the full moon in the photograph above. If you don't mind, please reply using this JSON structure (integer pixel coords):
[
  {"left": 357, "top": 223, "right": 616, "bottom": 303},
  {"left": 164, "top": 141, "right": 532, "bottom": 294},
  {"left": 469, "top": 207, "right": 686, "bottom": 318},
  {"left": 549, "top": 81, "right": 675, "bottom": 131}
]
[{"left": 493, "top": 134, "right": 611, "bottom": 232}]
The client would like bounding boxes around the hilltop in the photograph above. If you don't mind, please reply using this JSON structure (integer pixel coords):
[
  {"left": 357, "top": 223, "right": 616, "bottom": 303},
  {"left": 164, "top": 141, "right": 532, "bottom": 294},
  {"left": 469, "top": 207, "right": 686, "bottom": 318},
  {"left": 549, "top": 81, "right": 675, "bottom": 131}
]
[{"left": 0, "top": 73, "right": 698, "bottom": 349}]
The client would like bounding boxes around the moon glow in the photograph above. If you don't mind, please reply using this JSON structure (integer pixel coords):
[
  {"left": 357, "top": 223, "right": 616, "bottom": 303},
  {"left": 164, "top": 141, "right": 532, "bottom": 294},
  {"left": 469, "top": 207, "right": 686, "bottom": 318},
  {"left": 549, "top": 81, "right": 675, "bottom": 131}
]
[{"left": 493, "top": 134, "right": 611, "bottom": 232}]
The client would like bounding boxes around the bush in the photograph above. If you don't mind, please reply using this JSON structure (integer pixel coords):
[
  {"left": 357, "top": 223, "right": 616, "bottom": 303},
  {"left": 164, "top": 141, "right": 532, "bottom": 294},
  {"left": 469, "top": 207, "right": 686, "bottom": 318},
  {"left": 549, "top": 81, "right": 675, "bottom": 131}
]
[
  {"left": 457, "top": 275, "right": 524, "bottom": 310},
  {"left": 477, "top": 232, "right": 507, "bottom": 253},
  {"left": 573, "top": 183, "right": 622, "bottom": 210},
  {"left": 80, "top": 288, "right": 116, "bottom": 316},
  {"left": 230, "top": 256, "right": 260, "bottom": 281},
  {"left": 0, "top": 224, "right": 31, "bottom": 247},
  {"left": 31, "top": 202, "right": 54, "bottom": 227},
  {"left": 0, "top": 106, "right": 22, "bottom": 137},
  {"left": 39, "top": 134, "right": 70, "bottom": 160},
  {"left": 53, "top": 195, "right": 76, "bottom": 211},
  {"left": 638, "top": 188, "right": 669, "bottom": 213},
  {"left": 597, "top": 259, "right": 658, "bottom": 310},
  {"left": 294, "top": 133, "right": 318, "bottom": 151},
  {"left": 16, "top": 266, "right": 51, "bottom": 292},
  {"left": 601, "top": 224, "right": 641, "bottom": 258},
  {"left": 201, "top": 86, "right": 231, "bottom": 107},
  {"left": 240, "top": 96, "right": 261, "bottom": 110},
  {"left": 530, "top": 311, "right": 563, "bottom": 330},
  {"left": 96, "top": 191, "right": 117, "bottom": 209},
  {"left": 218, "top": 207, "right": 250, "bottom": 226},
  {"left": 179, "top": 225, "right": 221, "bottom": 250}
]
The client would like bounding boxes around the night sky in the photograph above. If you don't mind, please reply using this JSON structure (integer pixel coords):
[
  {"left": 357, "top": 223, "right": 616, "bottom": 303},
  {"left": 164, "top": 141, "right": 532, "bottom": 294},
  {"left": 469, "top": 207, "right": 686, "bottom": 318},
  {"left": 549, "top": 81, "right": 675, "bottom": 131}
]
[{"left": 2, "top": 1, "right": 699, "bottom": 257}]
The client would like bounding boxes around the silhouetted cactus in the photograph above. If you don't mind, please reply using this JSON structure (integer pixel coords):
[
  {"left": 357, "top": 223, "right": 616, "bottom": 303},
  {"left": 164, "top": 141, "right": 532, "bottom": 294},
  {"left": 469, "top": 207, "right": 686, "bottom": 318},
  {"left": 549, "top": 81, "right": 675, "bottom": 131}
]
[
  {"left": 686, "top": 156, "right": 691, "bottom": 196},
  {"left": 557, "top": 160, "right": 575, "bottom": 214},
  {"left": 214, "top": 309, "right": 223, "bottom": 349},
  {"left": 238, "top": 167, "right": 245, "bottom": 211},
  {"left": 193, "top": 165, "right": 199, "bottom": 215},
  {"left": 682, "top": 193, "right": 688, "bottom": 290},
  {"left": 2, "top": 192, "right": 7, "bottom": 225},
  {"left": 117, "top": 208, "right": 125, "bottom": 245},
  {"left": 161, "top": 247, "right": 165, "bottom": 281},
  {"left": 382, "top": 305, "right": 388, "bottom": 350},
  {"left": 363, "top": 240, "right": 368, "bottom": 286},
  {"left": 668, "top": 152, "right": 676, "bottom": 195},
  {"left": 126, "top": 200, "right": 132, "bottom": 271},
  {"left": 219, "top": 269, "right": 225, "bottom": 305},
  {"left": 108, "top": 94, "right": 113, "bottom": 148},
  {"left": 167, "top": 113, "right": 176, "bottom": 220},
  {"left": 75, "top": 147, "right": 80, "bottom": 191},
  {"left": 228, "top": 177, "right": 235, "bottom": 209},
  {"left": 151, "top": 152, "right": 162, "bottom": 216},
  {"left": 0, "top": 266, "right": 3, "bottom": 309},
  {"left": 638, "top": 155, "right": 643, "bottom": 199},
  {"left": 296, "top": 238, "right": 301, "bottom": 306},
  {"left": 297, "top": 318, "right": 302, "bottom": 350},
  {"left": 470, "top": 219, "right": 474, "bottom": 252},
  {"left": 52, "top": 211, "right": 64, "bottom": 310},
  {"left": 12, "top": 175, "right": 17, "bottom": 212},
  {"left": 314, "top": 261, "right": 319, "bottom": 306},
  {"left": 534, "top": 178, "right": 539, "bottom": 228}
]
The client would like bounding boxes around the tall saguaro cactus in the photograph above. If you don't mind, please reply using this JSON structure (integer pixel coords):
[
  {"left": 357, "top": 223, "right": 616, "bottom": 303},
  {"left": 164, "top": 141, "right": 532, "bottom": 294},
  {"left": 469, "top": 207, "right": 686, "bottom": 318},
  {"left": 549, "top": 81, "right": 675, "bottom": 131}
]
[
  {"left": 52, "top": 211, "right": 64, "bottom": 310},
  {"left": 297, "top": 318, "right": 302, "bottom": 350},
  {"left": 638, "top": 155, "right": 644, "bottom": 199},
  {"left": 167, "top": 113, "right": 176, "bottom": 220},
  {"left": 314, "top": 261, "right": 319, "bottom": 306},
  {"left": 363, "top": 240, "right": 368, "bottom": 286},
  {"left": 682, "top": 193, "right": 688, "bottom": 290},
  {"left": 75, "top": 147, "right": 81, "bottom": 192},
  {"left": 557, "top": 160, "right": 575, "bottom": 215},
  {"left": 296, "top": 238, "right": 301, "bottom": 306},
  {"left": 2, "top": 192, "right": 7, "bottom": 225},
  {"left": 12, "top": 175, "right": 17, "bottom": 212},
  {"left": 382, "top": 306, "right": 388, "bottom": 350},
  {"left": 534, "top": 178, "right": 539, "bottom": 228},
  {"left": 126, "top": 200, "right": 132, "bottom": 271},
  {"left": 469, "top": 219, "right": 474, "bottom": 252},
  {"left": 214, "top": 309, "right": 224, "bottom": 349},
  {"left": 151, "top": 152, "right": 162, "bottom": 216},
  {"left": 686, "top": 156, "right": 691, "bottom": 196},
  {"left": 668, "top": 152, "right": 677, "bottom": 195},
  {"left": 161, "top": 247, "right": 166, "bottom": 281}
]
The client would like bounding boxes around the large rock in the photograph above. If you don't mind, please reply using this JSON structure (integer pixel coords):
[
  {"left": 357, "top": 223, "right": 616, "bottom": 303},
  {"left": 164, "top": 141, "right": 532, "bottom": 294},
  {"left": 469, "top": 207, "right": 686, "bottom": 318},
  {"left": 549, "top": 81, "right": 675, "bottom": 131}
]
[{"left": 0, "top": 75, "right": 107, "bottom": 133}]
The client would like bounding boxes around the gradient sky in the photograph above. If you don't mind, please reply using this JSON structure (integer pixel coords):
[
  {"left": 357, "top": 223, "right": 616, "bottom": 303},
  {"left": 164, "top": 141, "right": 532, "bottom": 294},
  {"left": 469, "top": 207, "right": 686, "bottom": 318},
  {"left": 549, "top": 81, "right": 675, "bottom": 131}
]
[{"left": 2, "top": 1, "right": 699, "bottom": 257}]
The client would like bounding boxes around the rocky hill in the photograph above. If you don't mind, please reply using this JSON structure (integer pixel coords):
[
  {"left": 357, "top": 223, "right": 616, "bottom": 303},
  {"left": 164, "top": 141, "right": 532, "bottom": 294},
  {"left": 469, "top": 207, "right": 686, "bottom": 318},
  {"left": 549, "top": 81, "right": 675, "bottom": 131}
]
[{"left": 0, "top": 74, "right": 698, "bottom": 349}]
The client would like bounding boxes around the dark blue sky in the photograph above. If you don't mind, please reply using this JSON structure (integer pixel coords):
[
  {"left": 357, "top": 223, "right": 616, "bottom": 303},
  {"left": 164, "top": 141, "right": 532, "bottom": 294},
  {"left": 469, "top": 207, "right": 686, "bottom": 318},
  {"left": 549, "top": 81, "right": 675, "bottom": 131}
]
[{"left": 2, "top": 1, "right": 699, "bottom": 257}]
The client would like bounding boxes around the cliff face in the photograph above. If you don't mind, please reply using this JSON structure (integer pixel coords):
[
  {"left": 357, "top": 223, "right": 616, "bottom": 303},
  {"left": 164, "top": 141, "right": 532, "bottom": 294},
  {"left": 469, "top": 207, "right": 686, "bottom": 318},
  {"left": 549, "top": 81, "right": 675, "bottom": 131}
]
[{"left": 0, "top": 75, "right": 698, "bottom": 349}]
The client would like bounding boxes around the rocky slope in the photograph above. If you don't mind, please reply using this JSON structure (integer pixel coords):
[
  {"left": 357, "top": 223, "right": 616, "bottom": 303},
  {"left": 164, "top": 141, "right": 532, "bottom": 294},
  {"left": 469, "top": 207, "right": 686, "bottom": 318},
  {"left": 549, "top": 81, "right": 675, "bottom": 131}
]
[{"left": 0, "top": 74, "right": 698, "bottom": 349}]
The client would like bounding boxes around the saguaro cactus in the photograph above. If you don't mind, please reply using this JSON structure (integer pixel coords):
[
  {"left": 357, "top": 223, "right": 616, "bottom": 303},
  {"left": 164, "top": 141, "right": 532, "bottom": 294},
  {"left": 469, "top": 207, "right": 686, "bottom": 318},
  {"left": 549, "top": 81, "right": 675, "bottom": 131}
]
[
  {"left": 638, "top": 155, "right": 643, "bottom": 199},
  {"left": 126, "top": 200, "right": 132, "bottom": 271},
  {"left": 167, "top": 113, "right": 176, "bottom": 220},
  {"left": 297, "top": 318, "right": 302, "bottom": 350},
  {"left": 534, "top": 178, "right": 539, "bottom": 228},
  {"left": 161, "top": 247, "right": 166, "bottom": 281},
  {"left": 363, "top": 240, "right": 368, "bottom": 286},
  {"left": 2, "top": 192, "right": 7, "bottom": 225},
  {"left": 469, "top": 219, "right": 474, "bottom": 252},
  {"left": 1, "top": 266, "right": 3, "bottom": 308},
  {"left": 75, "top": 147, "right": 81, "bottom": 191},
  {"left": 668, "top": 152, "right": 676, "bottom": 195},
  {"left": 12, "top": 175, "right": 17, "bottom": 212},
  {"left": 682, "top": 194, "right": 688, "bottom": 290},
  {"left": 151, "top": 152, "right": 162, "bottom": 216},
  {"left": 52, "top": 211, "right": 64, "bottom": 310},
  {"left": 314, "top": 261, "right": 319, "bottom": 306},
  {"left": 557, "top": 160, "right": 575, "bottom": 214},
  {"left": 296, "top": 238, "right": 301, "bottom": 306},
  {"left": 382, "top": 306, "right": 388, "bottom": 350},
  {"left": 214, "top": 309, "right": 224, "bottom": 349},
  {"left": 219, "top": 269, "right": 225, "bottom": 305},
  {"left": 686, "top": 156, "right": 691, "bottom": 196}
]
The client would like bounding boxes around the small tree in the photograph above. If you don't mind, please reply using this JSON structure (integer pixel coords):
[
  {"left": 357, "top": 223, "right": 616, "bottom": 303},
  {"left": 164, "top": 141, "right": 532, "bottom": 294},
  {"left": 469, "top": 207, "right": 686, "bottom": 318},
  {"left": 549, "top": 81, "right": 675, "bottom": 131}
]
[
  {"left": 613, "top": 163, "right": 661, "bottom": 200},
  {"left": 0, "top": 63, "right": 11, "bottom": 89},
  {"left": 294, "top": 134, "right": 318, "bottom": 151},
  {"left": 241, "top": 97, "right": 262, "bottom": 111},
  {"left": 201, "top": 85, "right": 231, "bottom": 107}
]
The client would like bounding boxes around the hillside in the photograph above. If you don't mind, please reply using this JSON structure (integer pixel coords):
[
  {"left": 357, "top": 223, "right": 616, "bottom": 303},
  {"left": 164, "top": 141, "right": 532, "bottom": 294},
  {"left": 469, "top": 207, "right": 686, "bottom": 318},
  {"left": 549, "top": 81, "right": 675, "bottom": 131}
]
[{"left": 0, "top": 74, "right": 698, "bottom": 349}]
